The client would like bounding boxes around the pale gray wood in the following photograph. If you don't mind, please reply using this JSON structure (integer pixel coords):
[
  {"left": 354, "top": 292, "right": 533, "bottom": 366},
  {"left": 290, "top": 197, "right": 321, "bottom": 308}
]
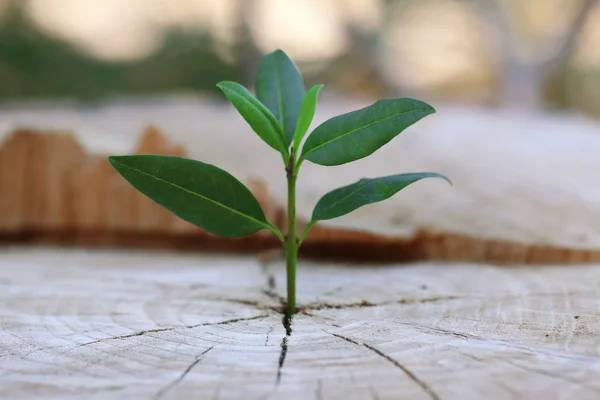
[{"left": 1, "top": 247, "right": 600, "bottom": 399}]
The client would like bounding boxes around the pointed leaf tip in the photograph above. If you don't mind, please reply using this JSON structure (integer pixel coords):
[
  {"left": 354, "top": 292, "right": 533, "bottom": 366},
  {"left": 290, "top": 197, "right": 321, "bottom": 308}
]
[
  {"left": 301, "top": 98, "right": 436, "bottom": 166},
  {"left": 256, "top": 49, "right": 306, "bottom": 146},
  {"left": 311, "top": 172, "right": 450, "bottom": 222},
  {"left": 293, "top": 84, "right": 324, "bottom": 155},
  {"left": 217, "top": 80, "right": 287, "bottom": 156}
]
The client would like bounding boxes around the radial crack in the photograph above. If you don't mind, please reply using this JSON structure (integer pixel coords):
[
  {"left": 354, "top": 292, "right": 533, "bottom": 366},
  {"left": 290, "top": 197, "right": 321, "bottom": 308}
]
[
  {"left": 262, "top": 275, "right": 287, "bottom": 307},
  {"left": 79, "top": 315, "right": 268, "bottom": 347},
  {"left": 305, "top": 295, "right": 461, "bottom": 311},
  {"left": 186, "top": 314, "right": 269, "bottom": 329},
  {"left": 329, "top": 332, "right": 440, "bottom": 400},
  {"left": 153, "top": 346, "right": 214, "bottom": 400},
  {"left": 259, "top": 253, "right": 287, "bottom": 310},
  {"left": 78, "top": 327, "right": 175, "bottom": 347},
  {"left": 276, "top": 310, "right": 293, "bottom": 385},
  {"left": 203, "top": 296, "right": 267, "bottom": 308},
  {"left": 257, "top": 236, "right": 295, "bottom": 387},
  {"left": 276, "top": 336, "right": 288, "bottom": 385},
  {"left": 363, "top": 343, "right": 440, "bottom": 400}
]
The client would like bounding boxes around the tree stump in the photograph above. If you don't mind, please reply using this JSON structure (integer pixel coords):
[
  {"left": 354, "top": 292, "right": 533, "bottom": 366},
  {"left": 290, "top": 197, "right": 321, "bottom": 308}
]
[{"left": 2, "top": 247, "right": 599, "bottom": 399}]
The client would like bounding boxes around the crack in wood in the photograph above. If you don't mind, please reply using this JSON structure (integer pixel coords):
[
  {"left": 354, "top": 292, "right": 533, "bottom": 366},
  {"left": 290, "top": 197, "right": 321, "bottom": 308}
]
[
  {"left": 258, "top": 256, "right": 295, "bottom": 386},
  {"left": 258, "top": 257, "right": 295, "bottom": 386},
  {"left": 261, "top": 278, "right": 287, "bottom": 308},
  {"left": 188, "top": 293, "right": 461, "bottom": 315},
  {"left": 204, "top": 294, "right": 463, "bottom": 316},
  {"left": 282, "top": 312, "right": 293, "bottom": 336},
  {"left": 329, "top": 332, "right": 362, "bottom": 346},
  {"left": 276, "top": 311, "right": 293, "bottom": 385},
  {"left": 185, "top": 314, "right": 269, "bottom": 329},
  {"left": 300, "top": 310, "right": 341, "bottom": 327},
  {"left": 265, "top": 325, "right": 274, "bottom": 346},
  {"left": 459, "top": 351, "right": 486, "bottom": 362},
  {"left": 305, "top": 295, "right": 462, "bottom": 311},
  {"left": 203, "top": 297, "right": 268, "bottom": 308},
  {"left": 328, "top": 332, "right": 440, "bottom": 400},
  {"left": 77, "top": 327, "right": 176, "bottom": 347},
  {"left": 198, "top": 256, "right": 462, "bottom": 317},
  {"left": 393, "top": 321, "right": 474, "bottom": 340},
  {"left": 261, "top": 290, "right": 287, "bottom": 311},
  {"left": 152, "top": 346, "right": 214, "bottom": 400},
  {"left": 78, "top": 315, "right": 268, "bottom": 347},
  {"left": 362, "top": 342, "right": 441, "bottom": 400},
  {"left": 276, "top": 336, "right": 288, "bottom": 385},
  {"left": 258, "top": 255, "right": 288, "bottom": 312}
]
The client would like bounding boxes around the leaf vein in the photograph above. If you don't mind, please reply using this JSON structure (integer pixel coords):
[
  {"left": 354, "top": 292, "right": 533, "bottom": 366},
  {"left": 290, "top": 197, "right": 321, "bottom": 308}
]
[
  {"left": 111, "top": 159, "right": 270, "bottom": 229},
  {"left": 304, "top": 108, "right": 429, "bottom": 157},
  {"left": 222, "top": 85, "right": 287, "bottom": 153}
]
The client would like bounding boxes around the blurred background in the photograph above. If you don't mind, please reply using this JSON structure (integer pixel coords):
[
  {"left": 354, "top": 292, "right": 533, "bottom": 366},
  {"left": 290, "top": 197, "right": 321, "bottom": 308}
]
[{"left": 0, "top": 0, "right": 599, "bottom": 116}]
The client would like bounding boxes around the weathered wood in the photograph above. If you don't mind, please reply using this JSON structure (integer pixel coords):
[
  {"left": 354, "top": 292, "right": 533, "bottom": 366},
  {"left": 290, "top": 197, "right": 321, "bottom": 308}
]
[
  {"left": 2, "top": 98, "right": 600, "bottom": 253},
  {"left": 2, "top": 122, "right": 600, "bottom": 264},
  {"left": 1, "top": 247, "right": 600, "bottom": 399}
]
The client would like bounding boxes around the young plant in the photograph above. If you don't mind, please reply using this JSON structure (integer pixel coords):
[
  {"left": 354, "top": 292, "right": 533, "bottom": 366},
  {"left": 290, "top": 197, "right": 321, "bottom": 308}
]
[{"left": 108, "top": 49, "right": 451, "bottom": 317}]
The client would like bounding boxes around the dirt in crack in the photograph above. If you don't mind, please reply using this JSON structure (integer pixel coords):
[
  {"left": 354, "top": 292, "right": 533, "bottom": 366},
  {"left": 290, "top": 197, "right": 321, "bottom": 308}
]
[
  {"left": 276, "top": 336, "right": 288, "bottom": 384},
  {"left": 282, "top": 311, "right": 293, "bottom": 336},
  {"left": 258, "top": 254, "right": 294, "bottom": 385},
  {"left": 276, "top": 310, "right": 293, "bottom": 384},
  {"left": 259, "top": 256, "right": 287, "bottom": 309}
]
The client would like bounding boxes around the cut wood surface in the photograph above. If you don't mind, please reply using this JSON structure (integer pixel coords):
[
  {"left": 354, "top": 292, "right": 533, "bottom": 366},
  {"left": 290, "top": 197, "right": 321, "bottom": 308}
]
[
  {"left": 2, "top": 96, "right": 600, "bottom": 264},
  {"left": 2, "top": 98, "right": 599, "bottom": 247},
  {"left": 2, "top": 127, "right": 600, "bottom": 264},
  {"left": 1, "top": 247, "right": 600, "bottom": 399}
]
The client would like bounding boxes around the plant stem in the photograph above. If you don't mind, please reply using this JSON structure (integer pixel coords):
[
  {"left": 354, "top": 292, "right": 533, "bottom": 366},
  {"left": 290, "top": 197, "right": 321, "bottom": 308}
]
[{"left": 285, "top": 155, "right": 297, "bottom": 315}]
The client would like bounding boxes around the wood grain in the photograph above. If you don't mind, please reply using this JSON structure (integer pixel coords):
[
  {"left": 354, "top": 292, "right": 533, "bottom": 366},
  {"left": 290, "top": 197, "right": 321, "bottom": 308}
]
[
  {"left": 1, "top": 247, "right": 600, "bottom": 399},
  {"left": 1, "top": 127, "right": 600, "bottom": 264}
]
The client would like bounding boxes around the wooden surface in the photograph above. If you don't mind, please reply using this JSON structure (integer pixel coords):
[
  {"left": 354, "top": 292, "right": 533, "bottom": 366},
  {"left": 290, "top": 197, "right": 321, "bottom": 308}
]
[
  {"left": 2, "top": 247, "right": 600, "bottom": 399},
  {"left": 2, "top": 127, "right": 600, "bottom": 265},
  {"left": 3, "top": 98, "right": 600, "bottom": 265}
]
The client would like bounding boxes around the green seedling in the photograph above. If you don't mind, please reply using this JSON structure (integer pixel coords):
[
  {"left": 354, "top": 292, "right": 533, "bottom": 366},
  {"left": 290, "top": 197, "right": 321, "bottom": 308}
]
[{"left": 108, "top": 49, "right": 451, "bottom": 318}]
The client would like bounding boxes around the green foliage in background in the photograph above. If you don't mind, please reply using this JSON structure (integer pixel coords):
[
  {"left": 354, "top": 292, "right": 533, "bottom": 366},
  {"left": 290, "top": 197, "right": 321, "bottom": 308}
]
[{"left": 0, "top": 6, "right": 243, "bottom": 101}]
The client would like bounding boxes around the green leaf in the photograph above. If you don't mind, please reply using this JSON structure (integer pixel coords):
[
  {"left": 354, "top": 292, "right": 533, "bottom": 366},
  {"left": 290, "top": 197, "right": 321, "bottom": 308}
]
[
  {"left": 255, "top": 49, "right": 306, "bottom": 146},
  {"left": 108, "top": 155, "right": 280, "bottom": 238},
  {"left": 311, "top": 172, "right": 451, "bottom": 222},
  {"left": 217, "top": 81, "right": 287, "bottom": 155},
  {"left": 292, "top": 84, "right": 323, "bottom": 156},
  {"left": 300, "top": 98, "right": 435, "bottom": 166}
]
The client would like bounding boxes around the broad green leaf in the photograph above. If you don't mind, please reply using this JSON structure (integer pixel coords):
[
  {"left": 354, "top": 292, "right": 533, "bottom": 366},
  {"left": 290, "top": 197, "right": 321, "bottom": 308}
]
[
  {"left": 292, "top": 84, "right": 323, "bottom": 156},
  {"left": 108, "top": 155, "right": 279, "bottom": 238},
  {"left": 217, "top": 81, "right": 287, "bottom": 155},
  {"left": 255, "top": 49, "right": 306, "bottom": 146},
  {"left": 300, "top": 98, "right": 435, "bottom": 166},
  {"left": 311, "top": 172, "right": 451, "bottom": 222}
]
